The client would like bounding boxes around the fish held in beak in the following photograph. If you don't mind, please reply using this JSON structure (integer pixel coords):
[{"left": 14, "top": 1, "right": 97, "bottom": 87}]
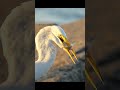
[
  {"left": 63, "top": 48, "right": 78, "bottom": 64},
  {"left": 61, "top": 36, "right": 78, "bottom": 64}
]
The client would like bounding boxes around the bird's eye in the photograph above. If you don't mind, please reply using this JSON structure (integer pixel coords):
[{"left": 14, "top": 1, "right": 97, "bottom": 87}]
[
  {"left": 59, "top": 37, "right": 64, "bottom": 42},
  {"left": 58, "top": 35, "right": 64, "bottom": 42}
]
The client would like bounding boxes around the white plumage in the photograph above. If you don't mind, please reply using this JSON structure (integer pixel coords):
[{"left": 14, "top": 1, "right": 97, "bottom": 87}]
[
  {"left": 35, "top": 25, "right": 103, "bottom": 90},
  {"left": 35, "top": 25, "right": 77, "bottom": 81}
]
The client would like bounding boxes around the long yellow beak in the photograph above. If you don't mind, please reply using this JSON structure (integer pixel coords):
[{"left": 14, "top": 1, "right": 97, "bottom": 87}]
[
  {"left": 60, "top": 35, "right": 103, "bottom": 89},
  {"left": 60, "top": 35, "right": 78, "bottom": 64},
  {"left": 86, "top": 51, "right": 104, "bottom": 89},
  {"left": 63, "top": 48, "right": 78, "bottom": 64},
  {"left": 86, "top": 51, "right": 104, "bottom": 84}
]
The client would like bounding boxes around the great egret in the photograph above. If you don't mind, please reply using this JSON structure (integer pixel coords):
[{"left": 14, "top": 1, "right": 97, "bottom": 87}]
[
  {"left": 35, "top": 25, "right": 103, "bottom": 89},
  {"left": 35, "top": 25, "right": 78, "bottom": 81}
]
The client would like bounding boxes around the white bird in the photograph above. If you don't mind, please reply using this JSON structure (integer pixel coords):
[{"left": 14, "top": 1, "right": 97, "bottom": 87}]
[
  {"left": 35, "top": 25, "right": 103, "bottom": 89},
  {"left": 35, "top": 25, "right": 78, "bottom": 81}
]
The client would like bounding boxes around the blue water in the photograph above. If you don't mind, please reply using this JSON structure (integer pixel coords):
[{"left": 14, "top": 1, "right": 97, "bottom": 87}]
[{"left": 35, "top": 8, "right": 85, "bottom": 25}]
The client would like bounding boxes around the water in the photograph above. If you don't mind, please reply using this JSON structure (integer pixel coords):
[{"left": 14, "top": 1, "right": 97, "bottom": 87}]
[{"left": 35, "top": 8, "right": 85, "bottom": 25}]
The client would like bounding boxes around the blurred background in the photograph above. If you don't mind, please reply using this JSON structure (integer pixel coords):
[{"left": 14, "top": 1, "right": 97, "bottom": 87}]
[
  {"left": 35, "top": 8, "right": 85, "bottom": 82},
  {"left": 35, "top": 8, "right": 85, "bottom": 25},
  {"left": 86, "top": 8, "right": 120, "bottom": 90},
  {"left": 0, "top": 1, "right": 34, "bottom": 89}
]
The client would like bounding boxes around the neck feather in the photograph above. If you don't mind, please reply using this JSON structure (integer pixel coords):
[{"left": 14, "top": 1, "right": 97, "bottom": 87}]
[
  {"left": 35, "top": 26, "right": 57, "bottom": 62},
  {"left": 35, "top": 27, "right": 57, "bottom": 80}
]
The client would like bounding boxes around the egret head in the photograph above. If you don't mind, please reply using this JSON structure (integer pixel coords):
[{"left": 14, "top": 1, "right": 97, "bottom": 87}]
[{"left": 50, "top": 25, "right": 78, "bottom": 64}]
